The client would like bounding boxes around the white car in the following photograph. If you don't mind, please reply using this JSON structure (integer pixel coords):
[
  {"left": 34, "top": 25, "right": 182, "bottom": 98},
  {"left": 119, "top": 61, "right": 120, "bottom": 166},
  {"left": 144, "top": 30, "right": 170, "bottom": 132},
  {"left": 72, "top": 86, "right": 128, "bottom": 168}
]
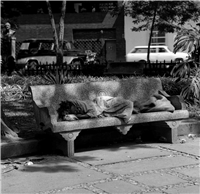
[
  {"left": 126, "top": 45, "right": 189, "bottom": 63},
  {"left": 15, "top": 39, "right": 88, "bottom": 70}
]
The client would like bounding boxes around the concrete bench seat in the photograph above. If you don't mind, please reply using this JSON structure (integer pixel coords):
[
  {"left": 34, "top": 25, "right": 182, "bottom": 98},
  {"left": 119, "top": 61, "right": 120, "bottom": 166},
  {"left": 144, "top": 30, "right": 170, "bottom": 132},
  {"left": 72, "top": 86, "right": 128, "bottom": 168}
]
[{"left": 29, "top": 77, "right": 189, "bottom": 157}]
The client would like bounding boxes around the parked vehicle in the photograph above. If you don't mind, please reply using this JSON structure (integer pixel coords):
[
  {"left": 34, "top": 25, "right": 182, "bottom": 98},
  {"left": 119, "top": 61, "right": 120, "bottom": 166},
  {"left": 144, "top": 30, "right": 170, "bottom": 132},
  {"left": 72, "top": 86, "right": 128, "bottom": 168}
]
[
  {"left": 16, "top": 39, "right": 88, "bottom": 69},
  {"left": 126, "top": 45, "right": 189, "bottom": 63}
]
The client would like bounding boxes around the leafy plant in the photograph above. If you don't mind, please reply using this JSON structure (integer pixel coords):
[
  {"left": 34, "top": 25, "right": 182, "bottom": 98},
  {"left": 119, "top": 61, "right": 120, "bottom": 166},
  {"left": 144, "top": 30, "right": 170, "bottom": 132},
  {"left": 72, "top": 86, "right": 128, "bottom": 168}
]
[
  {"left": 171, "top": 61, "right": 200, "bottom": 104},
  {"left": 42, "top": 69, "right": 73, "bottom": 84},
  {"left": 172, "top": 25, "right": 200, "bottom": 105}
]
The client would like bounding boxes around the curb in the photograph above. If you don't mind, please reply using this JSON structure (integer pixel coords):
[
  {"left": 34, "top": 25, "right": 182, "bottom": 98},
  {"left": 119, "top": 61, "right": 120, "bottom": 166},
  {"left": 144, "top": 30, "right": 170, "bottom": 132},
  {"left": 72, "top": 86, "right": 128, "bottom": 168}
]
[{"left": 178, "top": 119, "right": 200, "bottom": 136}]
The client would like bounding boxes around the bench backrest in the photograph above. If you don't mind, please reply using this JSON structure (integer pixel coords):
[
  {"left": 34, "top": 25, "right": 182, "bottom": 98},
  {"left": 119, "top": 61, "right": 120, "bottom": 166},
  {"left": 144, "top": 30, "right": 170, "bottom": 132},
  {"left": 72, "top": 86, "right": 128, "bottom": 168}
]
[
  {"left": 30, "top": 77, "right": 162, "bottom": 108},
  {"left": 29, "top": 77, "right": 163, "bottom": 128}
]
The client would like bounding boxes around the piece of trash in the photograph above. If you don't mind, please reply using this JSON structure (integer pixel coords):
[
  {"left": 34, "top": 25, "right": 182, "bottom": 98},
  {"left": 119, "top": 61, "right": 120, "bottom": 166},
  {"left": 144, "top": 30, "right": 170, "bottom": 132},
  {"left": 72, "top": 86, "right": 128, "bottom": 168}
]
[
  {"left": 180, "top": 138, "right": 186, "bottom": 143},
  {"left": 188, "top": 134, "right": 196, "bottom": 139},
  {"left": 159, "top": 136, "right": 167, "bottom": 143},
  {"left": 24, "top": 161, "right": 33, "bottom": 166}
]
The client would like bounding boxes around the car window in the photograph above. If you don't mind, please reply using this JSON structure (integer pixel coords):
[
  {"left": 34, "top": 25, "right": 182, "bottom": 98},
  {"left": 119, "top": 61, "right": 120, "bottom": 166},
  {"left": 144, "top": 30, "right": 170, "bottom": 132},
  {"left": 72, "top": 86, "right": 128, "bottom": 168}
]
[
  {"left": 158, "top": 48, "right": 167, "bottom": 53},
  {"left": 132, "top": 48, "right": 148, "bottom": 53},
  {"left": 150, "top": 48, "right": 156, "bottom": 53},
  {"left": 63, "top": 41, "right": 77, "bottom": 50},
  {"left": 40, "top": 42, "right": 54, "bottom": 50},
  {"left": 29, "top": 42, "right": 40, "bottom": 50},
  {"left": 20, "top": 43, "right": 30, "bottom": 50},
  {"left": 63, "top": 42, "right": 72, "bottom": 50}
]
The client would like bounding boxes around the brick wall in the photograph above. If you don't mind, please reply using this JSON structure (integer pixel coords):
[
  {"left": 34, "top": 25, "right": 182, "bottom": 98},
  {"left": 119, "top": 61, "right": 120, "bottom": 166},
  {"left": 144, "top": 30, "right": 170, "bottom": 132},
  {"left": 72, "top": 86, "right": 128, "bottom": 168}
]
[{"left": 15, "top": 11, "right": 125, "bottom": 62}]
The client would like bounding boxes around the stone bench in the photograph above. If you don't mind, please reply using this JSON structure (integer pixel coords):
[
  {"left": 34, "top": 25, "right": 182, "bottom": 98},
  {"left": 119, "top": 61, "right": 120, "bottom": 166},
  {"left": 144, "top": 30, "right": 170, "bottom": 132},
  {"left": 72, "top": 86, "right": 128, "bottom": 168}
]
[{"left": 29, "top": 77, "right": 189, "bottom": 157}]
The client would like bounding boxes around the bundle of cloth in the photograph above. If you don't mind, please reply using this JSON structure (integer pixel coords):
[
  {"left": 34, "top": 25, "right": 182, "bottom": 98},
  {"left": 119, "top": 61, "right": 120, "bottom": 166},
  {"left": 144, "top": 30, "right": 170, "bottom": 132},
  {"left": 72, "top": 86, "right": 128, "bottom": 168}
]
[{"left": 57, "top": 90, "right": 185, "bottom": 134}]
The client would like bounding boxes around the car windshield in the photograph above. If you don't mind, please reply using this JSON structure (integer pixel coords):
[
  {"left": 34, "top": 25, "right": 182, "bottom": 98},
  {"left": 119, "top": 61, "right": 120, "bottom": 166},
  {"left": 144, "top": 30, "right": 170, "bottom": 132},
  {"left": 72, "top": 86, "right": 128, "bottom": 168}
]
[
  {"left": 63, "top": 41, "right": 76, "bottom": 50},
  {"left": 20, "top": 42, "right": 41, "bottom": 50},
  {"left": 20, "top": 40, "right": 77, "bottom": 51}
]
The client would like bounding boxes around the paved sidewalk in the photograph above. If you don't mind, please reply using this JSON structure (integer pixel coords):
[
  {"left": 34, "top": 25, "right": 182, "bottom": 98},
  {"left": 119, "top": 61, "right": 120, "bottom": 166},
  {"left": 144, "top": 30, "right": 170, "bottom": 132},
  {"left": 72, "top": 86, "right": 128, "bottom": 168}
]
[{"left": 1, "top": 137, "right": 200, "bottom": 194}]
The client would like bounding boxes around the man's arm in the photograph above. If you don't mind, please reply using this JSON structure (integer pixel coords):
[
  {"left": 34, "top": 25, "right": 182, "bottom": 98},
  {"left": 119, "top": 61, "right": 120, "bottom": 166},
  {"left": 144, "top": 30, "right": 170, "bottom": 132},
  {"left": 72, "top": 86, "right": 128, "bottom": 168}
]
[{"left": 76, "top": 114, "right": 90, "bottom": 119}]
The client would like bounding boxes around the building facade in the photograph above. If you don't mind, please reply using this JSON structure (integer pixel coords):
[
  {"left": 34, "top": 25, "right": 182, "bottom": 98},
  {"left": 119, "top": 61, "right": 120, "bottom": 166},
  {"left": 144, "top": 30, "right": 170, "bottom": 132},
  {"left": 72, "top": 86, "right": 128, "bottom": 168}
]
[{"left": 14, "top": 1, "right": 126, "bottom": 62}]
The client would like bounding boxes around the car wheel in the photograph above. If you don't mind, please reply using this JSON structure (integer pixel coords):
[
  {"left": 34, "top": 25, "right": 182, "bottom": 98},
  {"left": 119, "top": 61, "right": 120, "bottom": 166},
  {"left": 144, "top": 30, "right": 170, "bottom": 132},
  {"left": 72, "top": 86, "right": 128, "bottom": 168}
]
[
  {"left": 71, "top": 60, "right": 83, "bottom": 69},
  {"left": 139, "top": 60, "right": 147, "bottom": 68},
  {"left": 26, "top": 61, "right": 38, "bottom": 70},
  {"left": 139, "top": 60, "right": 146, "bottom": 63},
  {"left": 175, "top": 58, "right": 184, "bottom": 63}
]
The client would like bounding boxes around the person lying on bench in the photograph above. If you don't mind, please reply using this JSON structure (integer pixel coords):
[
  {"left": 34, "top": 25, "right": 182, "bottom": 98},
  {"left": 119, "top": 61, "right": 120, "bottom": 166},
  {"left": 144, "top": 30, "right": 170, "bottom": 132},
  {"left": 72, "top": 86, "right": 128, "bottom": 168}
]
[
  {"left": 57, "top": 96, "right": 134, "bottom": 134},
  {"left": 58, "top": 96, "right": 133, "bottom": 121}
]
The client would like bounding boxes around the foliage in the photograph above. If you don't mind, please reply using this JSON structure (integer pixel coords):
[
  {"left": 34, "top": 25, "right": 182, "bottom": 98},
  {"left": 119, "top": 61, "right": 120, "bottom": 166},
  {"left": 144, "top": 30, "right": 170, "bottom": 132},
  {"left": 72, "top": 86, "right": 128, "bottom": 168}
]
[
  {"left": 121, "top": 0, "right": 200, "bottom": 33},
  {"left": 172, "top": 25, "right": 200, "bottom": 105},
  {"left": 0, "top": 84, "right": 29, "bottom": 101},
  {"left": 171, "top": 62, "right": 200, "bottom": 104},
  {"left": 174, "top": 25, "right": 200, "bottom": 62},
  {"left": 1, "top": 73, "right": 188, "bottom": 101},
  {"left": 161, "top": 77, "right": 188, "bottom": 96},
  {"left": 42, "top": 69, "right": 73, "bottom": 84},
  {"left": 0, "top": 74, "right": 47, "bottom": 101},
  {"left": 113, "top": 0, "right": 200, "bottom": 64}
]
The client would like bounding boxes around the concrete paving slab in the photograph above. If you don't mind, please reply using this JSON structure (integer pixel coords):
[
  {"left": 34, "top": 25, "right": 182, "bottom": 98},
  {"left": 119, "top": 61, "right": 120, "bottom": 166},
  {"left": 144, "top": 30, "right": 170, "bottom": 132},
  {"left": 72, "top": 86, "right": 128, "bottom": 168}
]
[
  {"left": 157, "top": 138, "right": 200, "bottom": 156},
  {"left": 94, "top": 180, "right": 142, "bottom": 193},
  {"left": 75, "top": 144, "right": 171, "bottom": 166},
  {"left": 58, "top": 188, "right": 94, "bottom": 194},
  {"left": 1, "top": 156, "right": 109, "bottom": 194},
  {"left": 174, "top": 166, "right": 200, "bottom": 178},
  {"left": 132, "top": 173, "right": 187, "bottom": 187},
  {"left": 166, "top": 185, "right": 200, "bottom": 194},
  {"left": 99, "top": 156, "right": 198, "bottom": 175}
]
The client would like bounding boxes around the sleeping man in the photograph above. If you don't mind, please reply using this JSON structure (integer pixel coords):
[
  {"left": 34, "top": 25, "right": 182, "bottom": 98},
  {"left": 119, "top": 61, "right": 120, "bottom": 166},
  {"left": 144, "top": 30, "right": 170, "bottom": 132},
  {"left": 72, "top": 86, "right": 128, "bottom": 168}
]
[
  {"left": 57, "top": 91, "right": 179, "bottom": 135},
  {"left": 57, "top": 96, "right": 134, "bottom": 134}
]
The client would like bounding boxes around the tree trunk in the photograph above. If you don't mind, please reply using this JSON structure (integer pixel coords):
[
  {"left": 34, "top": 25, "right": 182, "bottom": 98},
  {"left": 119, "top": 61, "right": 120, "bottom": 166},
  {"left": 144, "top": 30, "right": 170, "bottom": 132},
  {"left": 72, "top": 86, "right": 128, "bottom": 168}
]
[
  {"left": 147, "top": 2, "right": 158, "bottom": 65},
  {"left": 1, "top": 108, "right": 20, "bottom": 140},
  {"left": 46, "top": 0, "right": 66, "bottom": 66},
  {"left": 58, "top": 1, "right": 66, "bottom": 66}
]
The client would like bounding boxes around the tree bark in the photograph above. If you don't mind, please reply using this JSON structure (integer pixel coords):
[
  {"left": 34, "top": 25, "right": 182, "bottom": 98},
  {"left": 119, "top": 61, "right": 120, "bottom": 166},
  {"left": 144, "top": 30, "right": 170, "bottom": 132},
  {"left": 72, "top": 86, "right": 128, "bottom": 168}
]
[
  {"left": 46, "top": 0, "right": 66, "bottom": 66},
  {"left": 147, "top": 2, "right": 158, "bottom": 65}
]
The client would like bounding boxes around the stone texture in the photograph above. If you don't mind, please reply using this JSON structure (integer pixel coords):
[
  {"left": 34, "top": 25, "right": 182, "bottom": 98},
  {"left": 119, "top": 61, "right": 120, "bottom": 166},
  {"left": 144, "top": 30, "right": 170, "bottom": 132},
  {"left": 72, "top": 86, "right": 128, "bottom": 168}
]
[
  {"left": 174, "top": 166, "right": 200, "bottom": 178},
  {"left": 1, "top": 138, "right": 200, "bottom": 194},
  {"left": 132, "top": 173, "right": 187, "bottom": 187},
  {"left": 58, "top": 188, "right": 94, "bottom": 194},
  {"left": 99, "top": 156, "right": 198, "bottom": 175},
  {"left": 94, "top": 180, "right": 142, "bottom": 193},
  {"left": 1, "top": 156, "right": 109, "bottom": 194},
  {"left": 166, "top": 185, "right": 200, "bottom": 194},
  {"left": 74, "top": 145, "right": 171, "bottom": 166},
  {"left": 158, "top": 138, "right": 200, "bottom": 156}
]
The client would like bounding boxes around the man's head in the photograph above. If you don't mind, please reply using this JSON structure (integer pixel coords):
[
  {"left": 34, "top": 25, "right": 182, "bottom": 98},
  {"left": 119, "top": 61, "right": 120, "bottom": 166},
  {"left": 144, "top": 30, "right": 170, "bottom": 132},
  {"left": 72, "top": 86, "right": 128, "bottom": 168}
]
[
  {"left": 5, "top": 22, "right": 11, "bottom": 30},
  {"left": 57, "top": 100, "right": 81, "bottom": 121}
]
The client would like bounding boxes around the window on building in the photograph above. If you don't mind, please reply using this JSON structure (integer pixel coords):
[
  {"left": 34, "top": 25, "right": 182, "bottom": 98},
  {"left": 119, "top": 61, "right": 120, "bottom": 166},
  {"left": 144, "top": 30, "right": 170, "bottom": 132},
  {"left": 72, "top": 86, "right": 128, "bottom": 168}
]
[
  {"left": 151, "top": 30, "right": 165, "bottom": 46},
  {"left": 71, "top": 1, "right": 117, "bottom": 13}
]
